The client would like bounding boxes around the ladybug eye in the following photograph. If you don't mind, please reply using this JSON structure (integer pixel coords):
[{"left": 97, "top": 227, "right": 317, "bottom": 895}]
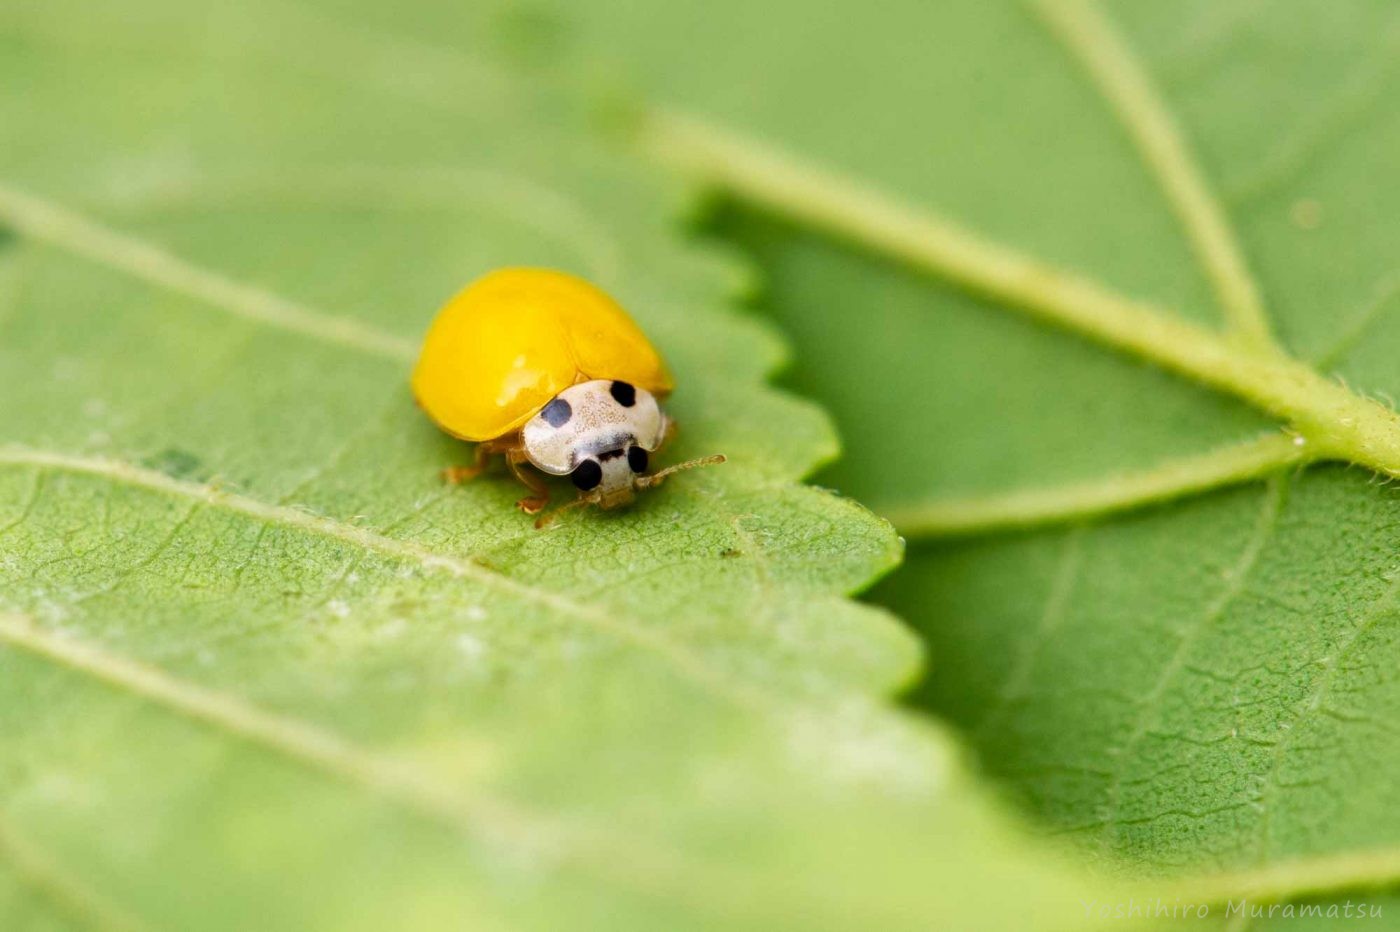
[
  {"left": 627, "top": 446, "right": 648, "bottom": 474},
  {"left": 571, "top": 459, "right": 603, "bottom": 491}
]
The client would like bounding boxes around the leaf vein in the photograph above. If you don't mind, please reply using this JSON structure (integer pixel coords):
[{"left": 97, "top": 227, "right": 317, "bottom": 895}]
[
  {"left": 0, "top": 182, "right": 415, "bottom": 362},
  {"left": 0, "top": 810, "right": 149, "bottom": 932},
  {"left": 1257, "top": 570, "right": 1400, "bottom": 861},
  {"left": 70, "top": 502, "right": 203, "bottom": 606},
  {"left": 1100, "top": 476, "right": 1286, "bottom": 855},
  {"left": 0, "top": 612, "right": 888, "bottom": 924},
  {"left": 638, "top": 108, "right": 1400, "bottom": 481},
  {"left": 1313, "top": 271, "right": 1400, "bottom": 370},
  {"left": 1031, "top": 0, "right": 1275, "bottom": 349},
  {"left": 1225, "top": 12, "right": 1400, "bottom": 205},
  {"left": 886, "top": 433, "right": 1304, "bottom": 539},
  {"left": 976, "top": 527, "right": 1084, "bottom": 732},
  {"left": 0, "top": 468, "right": 47, "bottom": 540},
  {"left": 0, "top": 610, "right": 557, "bottom": 869},
  {"left": 1170, "top": 844, "right": 1400, "bottom": 909},
  {"left": 0, "top": 446, "right": 766, "bottom": 712}
]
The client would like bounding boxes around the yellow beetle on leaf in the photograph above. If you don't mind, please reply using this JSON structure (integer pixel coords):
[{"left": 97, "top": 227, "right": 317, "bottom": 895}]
[{"left": 412, "top": 268, "right": 724, "bottom": 526}]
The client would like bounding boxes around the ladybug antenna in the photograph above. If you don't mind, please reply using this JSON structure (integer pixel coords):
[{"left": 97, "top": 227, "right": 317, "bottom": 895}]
[{"left": 636, "top": 454, "right": 727, "bottom": 490}]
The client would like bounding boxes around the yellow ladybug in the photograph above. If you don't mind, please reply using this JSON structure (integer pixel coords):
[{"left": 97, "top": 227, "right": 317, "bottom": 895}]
[{"left": 412, "top": 268, "right": 725, "bottom": 525}]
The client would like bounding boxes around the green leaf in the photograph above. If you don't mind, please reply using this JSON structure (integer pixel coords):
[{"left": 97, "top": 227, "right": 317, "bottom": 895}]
[
  {"left": 520, "top": 0, "right": 1400, "bottom": 919},
  {"left": 0, "top": 1, "right": 1099, "bottom": 929}
]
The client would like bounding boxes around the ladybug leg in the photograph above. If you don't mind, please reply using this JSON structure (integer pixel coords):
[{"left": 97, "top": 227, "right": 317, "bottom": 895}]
[
  {"left": 533, "top": 493, "right": 599, "bottom": 530},
  {"left": 442, "top": 437, "right": 513, "bottom": 485},
  {"left": 506, "top": 451, "right": 551, "bottom": 515},
  {"left": 439, "top": 436, "right": 518, "bottom": 481}
]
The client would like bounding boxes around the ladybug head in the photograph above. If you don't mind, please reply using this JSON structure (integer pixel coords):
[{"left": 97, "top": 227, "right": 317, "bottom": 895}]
[
  {"left": 522, "top": 379, "right": 725, "bottom": 517},
  {"left": 566, "top": 443, "right": 651, "bottom": 509}
]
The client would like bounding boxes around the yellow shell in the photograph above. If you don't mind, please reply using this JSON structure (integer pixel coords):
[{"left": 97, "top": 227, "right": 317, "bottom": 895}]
[{"left": 412, "top": 268, "right": 674, "bottom": 441}]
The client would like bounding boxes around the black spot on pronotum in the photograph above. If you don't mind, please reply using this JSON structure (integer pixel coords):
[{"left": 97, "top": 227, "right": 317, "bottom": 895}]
[
  {"left": 571, "top": 459, "right": 603, "bottom": 491},
  {"left": 609, "top": 380, "right": 636, "bottom": 407},
  {"left": 627, "top": 446, "right": 648, "bottom": 473},
  {"left": 541, "top": 397, "right": 572, "bottom": 428}
]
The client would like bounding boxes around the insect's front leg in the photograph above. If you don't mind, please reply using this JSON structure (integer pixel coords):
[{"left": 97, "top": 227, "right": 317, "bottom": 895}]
[
  {"left": 445, "top": 439, "right": 501, "bottom": 486},
  {"left": 506, "top": 450, "right": 551, "bottom": 515},
  {"left": 533, "top": 492, "right": 600, "bottom": 530}
]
